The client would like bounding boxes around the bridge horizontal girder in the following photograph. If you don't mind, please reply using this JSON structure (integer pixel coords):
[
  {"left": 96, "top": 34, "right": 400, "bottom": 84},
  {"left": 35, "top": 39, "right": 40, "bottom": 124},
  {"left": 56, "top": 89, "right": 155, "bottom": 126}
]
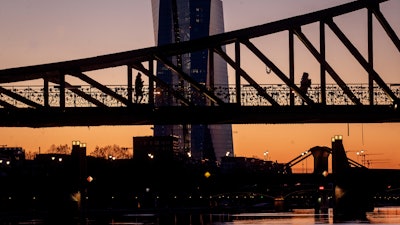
[{"left": 0, "top": 105, "right": 398, "bottom": 128}]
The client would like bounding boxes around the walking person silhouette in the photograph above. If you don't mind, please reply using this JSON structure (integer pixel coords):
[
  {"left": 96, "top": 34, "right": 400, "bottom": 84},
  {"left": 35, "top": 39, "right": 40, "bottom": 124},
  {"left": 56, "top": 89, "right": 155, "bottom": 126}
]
[
  {"left": 135, "top": 72, "right": 144, "bottom": 103},
  {"left": 300, "top": 72, "right": 311, "bottom": 105}
]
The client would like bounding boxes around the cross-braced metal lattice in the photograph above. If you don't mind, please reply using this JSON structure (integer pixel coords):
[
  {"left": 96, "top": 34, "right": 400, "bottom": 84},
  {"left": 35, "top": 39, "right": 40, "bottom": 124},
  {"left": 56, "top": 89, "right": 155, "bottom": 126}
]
[{"left": 0, "top": 0, "right": 398, "bottom": 127}]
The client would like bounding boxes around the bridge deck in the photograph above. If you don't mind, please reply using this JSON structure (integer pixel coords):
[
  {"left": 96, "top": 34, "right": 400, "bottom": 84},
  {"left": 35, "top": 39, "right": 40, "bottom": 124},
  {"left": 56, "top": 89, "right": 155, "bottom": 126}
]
[{"left": 0, "top": 104, "right": 398, "bottom": 127}]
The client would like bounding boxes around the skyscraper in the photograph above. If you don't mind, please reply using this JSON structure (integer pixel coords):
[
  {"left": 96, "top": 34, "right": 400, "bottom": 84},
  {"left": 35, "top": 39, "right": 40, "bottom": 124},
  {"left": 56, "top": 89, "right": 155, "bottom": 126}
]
[{"left": 151, "top": 0, "right": 233, "bottom": 162}]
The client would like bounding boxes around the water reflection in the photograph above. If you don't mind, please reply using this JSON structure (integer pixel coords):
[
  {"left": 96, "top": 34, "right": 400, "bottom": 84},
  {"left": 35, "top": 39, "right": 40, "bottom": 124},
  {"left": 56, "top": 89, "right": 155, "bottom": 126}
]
[{"left": 6, "top": 207, "right": 400, "bottom": 225}]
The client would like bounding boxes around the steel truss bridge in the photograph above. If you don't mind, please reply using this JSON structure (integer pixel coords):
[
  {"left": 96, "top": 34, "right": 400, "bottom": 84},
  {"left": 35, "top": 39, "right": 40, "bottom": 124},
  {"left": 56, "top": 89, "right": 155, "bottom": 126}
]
[{"left": 0, "top": 0, "right": 399, "bottom": 127}]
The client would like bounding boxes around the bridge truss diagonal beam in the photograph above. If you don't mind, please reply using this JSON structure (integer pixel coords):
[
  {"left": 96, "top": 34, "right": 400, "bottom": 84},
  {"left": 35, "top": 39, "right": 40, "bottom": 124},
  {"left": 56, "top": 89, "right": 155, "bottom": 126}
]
[
  {"left": 293, "top": 28, "right": 362, "bottom": 105},
  {"left": 369, "top": 4, "right": 400, "bottom": 52},
  {"left": 47, "top": 77, "right": 107, "bottom": 107},
  {"left": 154, "top": 54, "right": 226, "bottom": 106},
  {"left": 325, "top": 19, "right": 399, "bottom": 103},
  {"left": 0, "top": 86, "right": 43, "bottom": 109},
  {"left": 213, "top": 45, "right": 279, "bottom": 107},
  {"left": 132, "top": 63, "right": 193, "bottom": 106},
  {"left": 71, "top": 72, "right": 131, "bottom": 106},
  {"left": 240, "top": 39, "right": 314, "bottom": 106},
  {"left": 0, "top": 99, "right": 17, "bottom": 109},
  {"left": 67, "top": 88, "right": 107, "bottom": 107}
]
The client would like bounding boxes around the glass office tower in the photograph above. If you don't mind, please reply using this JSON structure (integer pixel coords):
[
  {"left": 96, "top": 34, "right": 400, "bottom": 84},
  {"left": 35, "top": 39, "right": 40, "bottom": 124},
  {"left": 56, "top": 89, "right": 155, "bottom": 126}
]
[{"left": 151, "top": 0, "right": 233, "bottom": 162}]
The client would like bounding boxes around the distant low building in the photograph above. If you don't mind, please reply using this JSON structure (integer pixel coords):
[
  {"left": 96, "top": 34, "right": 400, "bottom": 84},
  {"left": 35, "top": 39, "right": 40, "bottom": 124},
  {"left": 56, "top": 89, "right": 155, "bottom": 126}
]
[
  {"left": 220, "top": 156, "right": 289, "bottom": 175},
  {"left": 133, "top": 136, "right": 182, "bottom": 161},
  {"left": 0, "top": 146, "right": 25, "bottom": 168},
  {"left": 35, "top": 153, "right": 68, "bottom": 163},
  {"left": 33, "top": 153, "right": 71, "bottom": 176}
]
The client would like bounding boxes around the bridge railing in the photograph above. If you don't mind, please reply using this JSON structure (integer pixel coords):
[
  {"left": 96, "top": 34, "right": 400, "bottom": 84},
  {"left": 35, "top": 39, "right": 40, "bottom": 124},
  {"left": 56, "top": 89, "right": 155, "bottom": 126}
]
[{"left": 0, "top": 83, "right": 399, "bottom": 108}]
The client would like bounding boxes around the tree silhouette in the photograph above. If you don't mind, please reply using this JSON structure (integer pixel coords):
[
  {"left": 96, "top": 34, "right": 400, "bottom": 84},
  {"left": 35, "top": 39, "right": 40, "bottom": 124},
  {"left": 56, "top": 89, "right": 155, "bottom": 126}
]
[
  {"left": 89, "top": 144, "right": 132, "bottom": 159},
  {"left": 47, "top": 144, "right": 71, "bottom": 154},
  {"left": 24, "top": 150, "right": 36, "bottom": 160}
]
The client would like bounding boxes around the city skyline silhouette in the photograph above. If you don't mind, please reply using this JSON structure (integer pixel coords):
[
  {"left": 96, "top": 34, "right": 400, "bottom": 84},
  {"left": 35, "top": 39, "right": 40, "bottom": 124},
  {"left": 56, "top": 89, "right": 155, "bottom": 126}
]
[{"left": 0, "top": 0, "right": 399, "bottom": 168}]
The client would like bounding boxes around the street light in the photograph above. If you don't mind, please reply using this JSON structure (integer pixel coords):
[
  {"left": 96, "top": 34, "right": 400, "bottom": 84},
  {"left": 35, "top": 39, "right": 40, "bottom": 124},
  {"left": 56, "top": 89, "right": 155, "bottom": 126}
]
[
  {"left": 264, "top": 151, "right": 269, "bottom": 161},
  {"left": 331, "top": 135, "right": 343, "bottom": 143},
  {"left": 356, "top": 150, "right": 366, "bottom": 166}
]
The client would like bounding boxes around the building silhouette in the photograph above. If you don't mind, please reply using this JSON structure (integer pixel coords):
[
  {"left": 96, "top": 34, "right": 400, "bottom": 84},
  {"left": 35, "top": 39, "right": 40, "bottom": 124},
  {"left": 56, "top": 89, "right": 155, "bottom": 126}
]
[
  {"left": 133, "top": 135, "right": 180, "bottom": 161},
  {"left": 151, "top": 0, "right": 233, "bottom": 162},
  {"left": 0, "top": 147, "right": 25, "bottom": 168}
]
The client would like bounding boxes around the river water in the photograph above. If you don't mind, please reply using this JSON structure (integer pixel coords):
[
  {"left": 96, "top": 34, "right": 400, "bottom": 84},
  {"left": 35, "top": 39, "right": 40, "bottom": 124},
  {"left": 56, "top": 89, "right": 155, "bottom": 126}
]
[
  {"left": 7, "top": 207, "right": 400, "bottom": 224},
  {"left": 105, "top": 207, "right": 400, "bottom": 225}
]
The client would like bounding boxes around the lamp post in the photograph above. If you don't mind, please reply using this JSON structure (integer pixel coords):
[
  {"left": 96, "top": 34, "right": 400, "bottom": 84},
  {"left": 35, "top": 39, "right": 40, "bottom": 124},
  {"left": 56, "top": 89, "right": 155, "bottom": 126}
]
[
  {"left": 356, "top": 150, "right": 366, "bottom": 166},
  {"left": 305, "top": 151, "right": 309, "bottom": 173},
  {"left": 264, "top": 151, "right": 269, "bottom": 161}
]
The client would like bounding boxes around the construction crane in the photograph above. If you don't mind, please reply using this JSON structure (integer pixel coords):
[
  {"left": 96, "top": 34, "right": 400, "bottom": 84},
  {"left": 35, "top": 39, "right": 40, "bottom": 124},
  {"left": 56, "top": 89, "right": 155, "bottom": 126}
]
[{"left": 355, "top": 150, "right": 384, "bottom": 167}]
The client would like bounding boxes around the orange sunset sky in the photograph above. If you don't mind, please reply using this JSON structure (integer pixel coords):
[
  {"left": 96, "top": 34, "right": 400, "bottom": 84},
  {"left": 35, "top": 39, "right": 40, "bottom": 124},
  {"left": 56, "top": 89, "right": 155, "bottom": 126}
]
[{"left": 0, "top": 0, "right": 399, "bottom": 169}]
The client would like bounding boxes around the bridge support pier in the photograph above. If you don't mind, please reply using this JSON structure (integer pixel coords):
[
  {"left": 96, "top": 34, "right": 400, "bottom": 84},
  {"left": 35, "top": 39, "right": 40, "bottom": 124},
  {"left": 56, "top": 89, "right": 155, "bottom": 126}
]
[
  {"left": 333, "top": 172, "right": 373, "bottom": 222},
  {"left": 331, "top": 136, "right": 373, "bottom": 222},
  {"left": 71, "top": 141, "right": 88, "bottom": 221},
  {"left": 274, "top": 197, "right": 286, "bottom": 212},
  {"left": 315, "top": 189, "right": 329, "bottom": 215}
]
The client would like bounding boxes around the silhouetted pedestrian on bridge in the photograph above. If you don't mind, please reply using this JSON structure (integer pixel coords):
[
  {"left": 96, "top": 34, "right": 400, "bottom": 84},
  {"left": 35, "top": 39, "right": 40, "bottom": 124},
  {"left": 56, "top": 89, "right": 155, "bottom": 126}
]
[
  {"left": 135, "top": 72, "right": 144, "bottom": 103},
  {"left": 300, "top": 72, "right": 311, "bottom": 105}
]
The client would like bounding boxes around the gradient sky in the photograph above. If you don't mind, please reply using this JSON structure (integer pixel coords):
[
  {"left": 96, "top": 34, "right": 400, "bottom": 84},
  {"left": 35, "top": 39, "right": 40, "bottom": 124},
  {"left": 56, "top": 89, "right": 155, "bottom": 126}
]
[{"left": 0, "top": 0, "right": 399, "bottom": 169}]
